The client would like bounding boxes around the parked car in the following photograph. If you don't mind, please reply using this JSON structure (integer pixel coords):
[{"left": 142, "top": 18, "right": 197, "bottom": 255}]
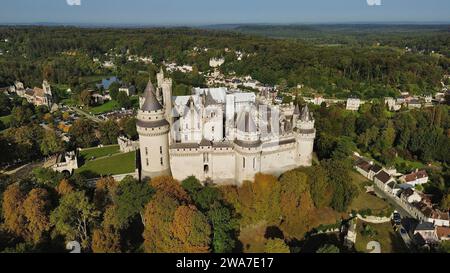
[
  {"left": 393, "top": 211, "right": 402, "bottom": 225},
  {"left": 400, "top": 227, "right": 407, "bottom": 235}
]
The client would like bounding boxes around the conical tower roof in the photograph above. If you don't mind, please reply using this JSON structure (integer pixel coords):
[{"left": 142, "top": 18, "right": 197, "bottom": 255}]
[
  {"left": 301, "top": 104, "right": 312, "bottom": 121},
  {"left": 237, "top": 111, "right": 257, "bottom": 133},
  {"left": 141, "top": 79, "right": 163, "bottom": 112},
  {"left": 294, "top": 104, "right": 300, "bottom": 115}
]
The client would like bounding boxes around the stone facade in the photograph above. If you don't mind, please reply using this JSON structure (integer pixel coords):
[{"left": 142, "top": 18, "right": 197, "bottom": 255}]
[
  {"left": 45, "top": 151, "right": 78, "bottom": 175},
  {"left": 137, "top": 70, "right": 316, "bottom": 185},
  {"left": 15, "top": 80, "right": 53, "bottom": 108},
  {"left": 117, "top": 136, "right": 139, "bottom": 153}
]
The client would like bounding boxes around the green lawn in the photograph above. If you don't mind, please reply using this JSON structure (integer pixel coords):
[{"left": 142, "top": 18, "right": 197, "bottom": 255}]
[
  {"left": 348, "top": 171, "right": 391, "bottom": 215},
  {"left": 76, "top": 151, "right": 136, "bottom": 178},
  {"left": 394, "top": 157, "right": 425, "bottom": 170},
  {"left": 354, "top": 221, "right": 408, "bottom": 253},
  {"left": 87, "top": 100, "right": 120, "bottom": 114},
  {"left": 79, "top": 145, "right": 120, "bottom": 160}
]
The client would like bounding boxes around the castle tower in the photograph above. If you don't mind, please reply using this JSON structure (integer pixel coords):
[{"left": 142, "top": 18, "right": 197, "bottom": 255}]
[
  {"left": 136, "top": 79, "right": 171, "bottom": 179},
  {"left": 293, "top": 104, "right": 300, "bottom": 126},
  {"left": 156, "top": 67, "right": 164, "bottom": 89},
  {"left": 161, "top": 78, "right": 173, "bottom": 127},
  {"left": 295, "top": 104, "right": 316, "bottom": 166},
  {"left": 235, "top": 111, "right": 261, "bottom": 183}
]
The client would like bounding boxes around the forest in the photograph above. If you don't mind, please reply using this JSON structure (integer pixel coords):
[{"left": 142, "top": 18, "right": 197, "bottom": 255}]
[{"left": 0, "top": 26, "right": 449, "bottom": 100}]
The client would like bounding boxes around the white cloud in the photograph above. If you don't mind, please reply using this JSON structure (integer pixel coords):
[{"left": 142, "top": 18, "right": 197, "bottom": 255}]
[
  {"left": 66, "top": 0, "right": 81, "bottom": 6},
  {"left": 367, "top": 0, "right": 382, "bottom": 6}
]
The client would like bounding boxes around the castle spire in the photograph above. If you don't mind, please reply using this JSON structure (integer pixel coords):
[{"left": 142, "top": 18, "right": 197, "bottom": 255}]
[
  {"left": 301, "top": 104, "right": 312, "bottom": 122},
  {"left": 141, "top": 79, "right": 163, "bottom": 112},
  {"left": 294, "top": 104, "right": 300, "bottom": 116}
]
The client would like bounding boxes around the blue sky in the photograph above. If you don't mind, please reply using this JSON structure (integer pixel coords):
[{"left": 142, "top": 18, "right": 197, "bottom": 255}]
[{"left": 0, "top": 0, "right": 449, "bottom": 25}]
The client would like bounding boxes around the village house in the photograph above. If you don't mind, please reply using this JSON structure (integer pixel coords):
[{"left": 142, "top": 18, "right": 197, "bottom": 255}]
[
  {"left": 400, "top": 188, "right": 423, "bottom": 204},
  {"left": 384, "top": 97, "right": 402, "bottom": 111},
  {"left": 346, "top": 98, "right": 361, "bottom": 111},
  {"left": 368, "top": 164, "right": 383, "bottom": 181},
  {"left": 119, "top": 85, "right": 136, "bottom": 96},
  {"left": 353, "top": 155, "right": 449, "bottom": 228},
  {"left": 436, "top": 226, "right": 450, "bottom": 241},
  {"left": 355, "top": 159, "right": 373, "bottom": 178},
  {"left": 399, "top": 169, "right": 429, "bottom": 186},
  {"left": 407, "top": 99, "right": 422, "bottom": 109},
  {"left": 411, "top": 201, "right": 450, "bottom": 227},
  {"left": 374, "top": 170, "right": 397, "bottom": 193},
  {"left": 413, "top": 222, "right": 439, "bottom": 246},
  {"left": 209, "top": 57, "right": 225, "bottom": 68},
  {"left": 312, "top": 95, "right": 325, "bottom": 106}
]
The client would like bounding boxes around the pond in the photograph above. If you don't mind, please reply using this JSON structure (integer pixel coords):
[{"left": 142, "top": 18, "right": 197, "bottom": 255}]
[{"left": 96, "top": 76, "right": 121, "bottom": 90}]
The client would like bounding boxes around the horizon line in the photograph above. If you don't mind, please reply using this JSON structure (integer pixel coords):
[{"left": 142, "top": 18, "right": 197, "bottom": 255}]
[{"left": 0, "top": 21, "right": 450, "bottom": 28}]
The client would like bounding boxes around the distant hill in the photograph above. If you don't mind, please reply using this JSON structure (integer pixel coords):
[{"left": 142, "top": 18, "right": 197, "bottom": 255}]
[{"left": 203, "top": 24, "right": 450, "bottom": 56}]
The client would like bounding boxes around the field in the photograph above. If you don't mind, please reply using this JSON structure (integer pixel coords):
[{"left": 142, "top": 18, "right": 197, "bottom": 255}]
[
  {"left": 87, "top": 100, "right": 121, "bottom": 115},
  {"left": 79, "top": 145, "right": 120, "bottom": 160},
  {"left": 354, "top": 221, "right": 408, "bottom": 253},
  {"left": 348, "top": 171, "right": 392, "bottom": 216},
  {"left": 393, "top": 157, "right": 425, "bottom": 170},
  {"left": 76, "top": 151, "right": 136, "bottom": 178}
]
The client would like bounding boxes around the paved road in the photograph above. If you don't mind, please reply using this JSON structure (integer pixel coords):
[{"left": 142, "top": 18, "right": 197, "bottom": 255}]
[
  {"left": 374, "top": 187, "right": 417, "bottom": 252},
  {"left": 374, "top": 187, "right": 414, "bottom": 219},
  {"left": 398, "top": 225, "right": 413, "bottom": 247},
  {"left": 68, "top": 106, "right": 102, "bottom": 123}
]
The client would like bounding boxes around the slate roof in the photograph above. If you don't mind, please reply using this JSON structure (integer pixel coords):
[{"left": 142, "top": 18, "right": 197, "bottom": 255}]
[
  {"left": 294, "top": 104, "right": 300, "bottom": 115},
  {"left": 141, "top": 80, "right": 163, "bottom": 112},
  {"left": 236, "top": 112, "right": 257, "bottom": 133},
  {"left": 300, "top": 104, "right": 313, "bottom": 121},
  {"left": 374, "top": 171, "right": 392, "bottom": 184},
  {"left": 370, "top": 164, "right": 383, "bottom": 173},
  {"left": 136, "top": 119, "right": 169, "bottom": 129}
]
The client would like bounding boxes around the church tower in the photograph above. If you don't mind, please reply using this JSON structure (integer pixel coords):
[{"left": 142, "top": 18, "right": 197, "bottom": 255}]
[
  {"left": 295, "top": 104, "right": 316, "bottom": 166},
  {"left": 136, "top": 79, "right": 171, "bottom": 179}
]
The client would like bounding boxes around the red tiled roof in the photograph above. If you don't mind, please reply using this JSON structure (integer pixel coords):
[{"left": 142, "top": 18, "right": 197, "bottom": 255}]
[
  {"left": 403, "top": 170, "right": 428, "bottom": 183},
  {"left": 436, "top": 226, "right": 450, "bottom": 239},
  {"left": 413, "top": 201, "right": 449, "bottom": 220}
]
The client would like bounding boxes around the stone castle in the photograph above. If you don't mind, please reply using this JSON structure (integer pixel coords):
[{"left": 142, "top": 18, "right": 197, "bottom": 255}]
[{"left": 136, "top": 69, "right": 316, "bottom": 185}]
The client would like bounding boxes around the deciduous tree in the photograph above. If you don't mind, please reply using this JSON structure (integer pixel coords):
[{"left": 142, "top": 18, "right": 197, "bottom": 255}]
[
  {"left": 23, "top": 188, "right": 52, "bottom": 243},
  {"left": 50, "top": 191, "right": 99, "bottom": 249}
]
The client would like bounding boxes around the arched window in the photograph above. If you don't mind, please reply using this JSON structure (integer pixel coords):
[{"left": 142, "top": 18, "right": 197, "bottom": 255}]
[{"left": 243, "top": 157, "right": 246, "bottom": 169}]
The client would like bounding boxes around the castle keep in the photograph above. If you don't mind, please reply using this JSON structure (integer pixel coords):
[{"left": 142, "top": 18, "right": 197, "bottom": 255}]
[{"left": 137, "top": 69, "right": 316, "bottom": 185}]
